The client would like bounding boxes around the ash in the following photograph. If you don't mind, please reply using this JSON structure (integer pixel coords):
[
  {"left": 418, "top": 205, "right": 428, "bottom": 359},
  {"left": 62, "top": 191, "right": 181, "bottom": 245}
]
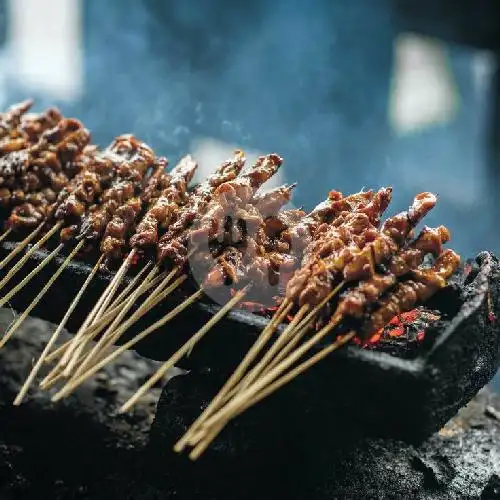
[{"left": 0, "top": 310, "right": 500, "bottom": 499}]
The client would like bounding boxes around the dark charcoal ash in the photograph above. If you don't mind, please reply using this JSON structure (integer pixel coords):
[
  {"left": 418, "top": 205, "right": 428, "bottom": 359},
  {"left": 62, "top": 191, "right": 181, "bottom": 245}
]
[
  {"left": 363, "top": 306, "right": 441, "bottom": 359},
  {"left": 0, "top": 311, "right": 499, "bottom": 498},
  {"left": 143, "top": 368, "right": 500, "bottom": 500}
]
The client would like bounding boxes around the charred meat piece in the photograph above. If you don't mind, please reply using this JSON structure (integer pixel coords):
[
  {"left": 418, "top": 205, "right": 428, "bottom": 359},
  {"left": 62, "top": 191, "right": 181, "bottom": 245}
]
[
  {"left": 100, "top": 197, "right": 142, "bottom": 260},
  {"left": 130, "top": 155, "right": 196, "bottom": 248},
  {"left": 157, "top": 151, "right": 246, "bottom": 266},
  {"left": 286, "top": 188, "right": 391, "bottom": 306},
  {"left": 189, "top": 154, "right": 283, "bottom": 246},
  {"left": 337, "top": 225, "right": 451, "bottom": 318},
  {"left": 77, "top": 136, "right": 155, "bottom": 243},
  {"left": 359, "top": 249, "right": 460, "bottom": 338}
]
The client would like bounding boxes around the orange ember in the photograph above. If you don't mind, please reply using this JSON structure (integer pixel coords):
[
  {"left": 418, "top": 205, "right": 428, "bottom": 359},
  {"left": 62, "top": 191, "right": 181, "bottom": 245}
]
[{"left": 363, "top": 307, "right": 440, "bottom": 348}]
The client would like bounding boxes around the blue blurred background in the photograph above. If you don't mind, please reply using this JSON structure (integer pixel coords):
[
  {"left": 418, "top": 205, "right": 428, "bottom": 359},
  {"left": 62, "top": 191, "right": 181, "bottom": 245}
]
[{"left": 0, "top": 0, "right": 498, "bottom": 384}]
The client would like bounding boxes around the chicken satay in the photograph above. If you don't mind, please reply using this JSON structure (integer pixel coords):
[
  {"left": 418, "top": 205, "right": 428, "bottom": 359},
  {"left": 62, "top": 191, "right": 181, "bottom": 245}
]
[
  {"left": 359, "top": 249, "right": 460, "bottom": 339},
  {"left": 5, "top": 125, "right": 91, "bottom": 229},
  {"left": 100, "top": 197, "right": 142, "bottom": 260},
  {"left": 157, "top": 151, "right": 246, "bottom": 266},
  {"left": 139, "top": 157, "right": 170, "bottom": 207},
  {"left": 101, "top": 157, "right": 171, "bottom": 260},
  {"left": 129, "top": 155, "right": 196, "bottom": 248},
  {"left": 189, "top": 154, "right": 283, "bottom": 246},
  {"left": 337, "top": 225, "right": 451, "bottom": 318},
  {"left": 21, "top": 107, "right": 63, "bottom": 143},
  {"left": 287, "top": 188, "right": 391, "bottom": 306},
  {"left": 0, "top": 100, "right": 33, "bottom": 140},
  {"left": 282, "top": 190, "right": 375, "bottom": 260},
  {"left": 75, "top": 136, "right": 155, "bottom": 243},
  {"left": 342, "top": 192, "right": 437, "bottom": 282},
  {"left": 204, "top": 208, "right": 306, "bottom": 294}
]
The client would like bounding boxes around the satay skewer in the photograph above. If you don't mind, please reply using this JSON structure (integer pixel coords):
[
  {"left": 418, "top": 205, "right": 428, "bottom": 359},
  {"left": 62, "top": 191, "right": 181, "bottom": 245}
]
[
  {"left": 42, "top": 262, "right": 161, "bottom": 367},
  {"left": 63, "top": 172, "right": 295, "bottom": 400},
  {"left": 117, "top": 285, "right": 250, "bottom": 413},
  {"left": 54, "top": 137, "right": 157, "bottom": 364},
  {"left": 0, "top": 222, "right": 44, "bottom": 270},
  {"left": 71, "top": 266, "right": 181, "bottom": 377},
  {"left": 41, "top": 273, "right": 189, "bottom": 391},
  {"left": 0, "top": 221, "right": 63, "bottom": 293},
  {"left": 200, "top": 190, "right": 386, "bottom": 406},
  {"left": 56, "top": 154, "right": 196, "bottom": 373},
  {"left": 73, "top": 154, "right": 197, "bottom": 334},
  {"left": 13, "top": 253, "right": 105, "bottom": 404},
  {"left": 75, "top": 154, "right": 278, "bottom": 371},
  {"left": 185, "top": 250, "right": 460, "bottom": 455},
  {"left": 0, "top": 118, "right": 91, "bottom": 269},
  {"left": 0, "top": 240, "right": 85, "bottom": 350},
  {"left": 238, "top": 191, "right": 436, "bottom": 385},
  {"left": 179, "top": 219, "right": 450, "bottom": 453},
  {"left": 51, "top": 276, "right": 199, "bottom": 400},
  {"left": 189, "top": 330, "right": 357, "bottom": 460}
]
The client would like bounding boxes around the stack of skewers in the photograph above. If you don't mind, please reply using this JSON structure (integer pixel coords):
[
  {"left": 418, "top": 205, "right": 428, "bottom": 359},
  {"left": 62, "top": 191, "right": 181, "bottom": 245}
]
[{"left": 0, "top": 100, "right": 460, "bottom": 460}]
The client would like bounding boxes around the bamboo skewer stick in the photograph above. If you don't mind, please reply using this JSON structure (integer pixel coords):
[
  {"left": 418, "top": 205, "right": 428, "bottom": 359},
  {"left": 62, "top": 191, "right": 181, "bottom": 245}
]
[
  {"left": 56, "top": 253, "right": 136, "bottom": 369},
  {"left": 180, "top": 282, "right": 347, "bottom": 448},
  {"left": 232, "top": 304, "right": 310, "bottom": 395},
  {"left": 43, "top": 263, "right": 155, "bottom": 365},
  {"left": 0, "top": 241, "right": 84, "bottom": 351},
  {"left": 0, "top": 222, "right": 44, "bottom": 270},
  {"left": 69, "top": 265, "right": 167, "bottom": 377},
  {"left": 13, "top": 246, "right": 102, "bottom": 405},
  {"left": 187, "top": 313, "right": 344, "bottom": 441},
  {"left": 90, "top": 273, "right": 187, "bottom": 359},
  {"left": 40, "top": 272, "right": 168, "bottom": 392},
  {"left": 40, "top": 270, "right": 181, "bottom": 390},
  {"left": 188, "top": 331, "right": 356, "bottom": 460},
  {"left": 77, "top": 265, "right": 167, "bottom": 340},
  {"left": 39, "top": 368, "right": 65, "bottom": 390},
  {"left": 51, "top": 278, "right": 199, "bottom": 401},
  {"left": 61, "top": 264, "right": 160, "bottom": 376},
  {"left": 75, "top": 267, "right": 184, "bottom": 366},
  {"left": 89, "top": 249, "right": 137, "bottom": 327},
  {"left": 117, "top": 286, "right": 249, "bottom": 413},
  {"left": 0, "top": 222, "right": 63, "bottom": 293},
  {"left": 174, "top": 298, "right": 293, "bottom": 453},
  {"left": 0, "top": 228, "right": 12, "bottom": 244},
  {"left": 60, "top": 270, "right": 161, "bottom": 378},
  {"left": 257, "top": 281, "right": 346, "bottom": 378},
  {"left": 0, "top": 243, "right": 64, "bottom": 308},
  {"left": 182, "top": 315, "right": 314, "bottom": 451},
  {"left": 72, "top": 267, "right": 179, "bottom": 377}
]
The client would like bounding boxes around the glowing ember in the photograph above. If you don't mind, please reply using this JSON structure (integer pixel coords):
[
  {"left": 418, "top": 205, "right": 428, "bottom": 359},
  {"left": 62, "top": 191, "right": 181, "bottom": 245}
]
[{"left": 363, "top": 307, "right": 440, "bottom": 348}]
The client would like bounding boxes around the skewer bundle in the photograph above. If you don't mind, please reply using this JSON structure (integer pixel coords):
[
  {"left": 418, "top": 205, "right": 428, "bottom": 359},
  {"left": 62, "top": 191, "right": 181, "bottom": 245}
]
[{"left": 0, "top": 101, "right": 460, "bottom": 459}]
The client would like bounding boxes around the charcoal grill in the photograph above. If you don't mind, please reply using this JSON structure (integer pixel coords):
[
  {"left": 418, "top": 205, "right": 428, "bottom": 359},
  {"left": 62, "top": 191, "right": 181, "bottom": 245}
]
[{"left": 0, "top": 237, "right": 499, "bottom": 444}]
